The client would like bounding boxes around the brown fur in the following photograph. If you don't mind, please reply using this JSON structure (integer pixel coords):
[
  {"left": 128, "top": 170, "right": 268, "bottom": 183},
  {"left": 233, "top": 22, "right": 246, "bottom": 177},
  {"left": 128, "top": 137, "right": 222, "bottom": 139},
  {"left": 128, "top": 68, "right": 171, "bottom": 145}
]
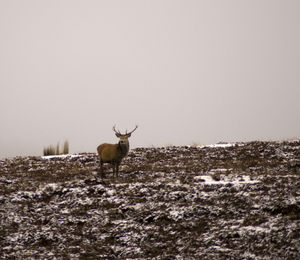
[{"left": 97, "top": 125, "right": 137, "bottom": 177}]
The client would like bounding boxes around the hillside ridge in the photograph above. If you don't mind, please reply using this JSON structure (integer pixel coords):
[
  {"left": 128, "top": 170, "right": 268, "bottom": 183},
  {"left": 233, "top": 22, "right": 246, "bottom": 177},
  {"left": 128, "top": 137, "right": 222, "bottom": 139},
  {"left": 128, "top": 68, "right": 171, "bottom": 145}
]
[{"left": 0, "top": 141, "right": 299, "bottom": 258}]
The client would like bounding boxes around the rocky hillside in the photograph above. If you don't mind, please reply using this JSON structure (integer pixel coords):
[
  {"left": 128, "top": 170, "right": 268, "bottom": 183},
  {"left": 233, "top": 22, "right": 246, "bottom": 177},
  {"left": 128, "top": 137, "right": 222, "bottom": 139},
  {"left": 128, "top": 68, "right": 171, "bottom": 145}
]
[{"left": 0, "top": 141, "right": 299, "bottom": 259}]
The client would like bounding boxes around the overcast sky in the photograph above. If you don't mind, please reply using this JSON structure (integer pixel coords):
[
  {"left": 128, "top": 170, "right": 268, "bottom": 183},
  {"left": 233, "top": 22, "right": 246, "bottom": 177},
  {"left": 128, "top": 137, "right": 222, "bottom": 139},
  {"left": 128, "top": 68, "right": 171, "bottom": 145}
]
[{"left": 1, "top": 0, "right": 299, "bottom": 158}]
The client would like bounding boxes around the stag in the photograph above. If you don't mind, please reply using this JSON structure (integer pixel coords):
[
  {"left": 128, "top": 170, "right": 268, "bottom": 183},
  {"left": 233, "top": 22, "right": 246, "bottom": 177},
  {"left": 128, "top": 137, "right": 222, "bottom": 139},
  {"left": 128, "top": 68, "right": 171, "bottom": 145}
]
[{"left": 97, "top": 125, "right": 138, "bottom": 177}]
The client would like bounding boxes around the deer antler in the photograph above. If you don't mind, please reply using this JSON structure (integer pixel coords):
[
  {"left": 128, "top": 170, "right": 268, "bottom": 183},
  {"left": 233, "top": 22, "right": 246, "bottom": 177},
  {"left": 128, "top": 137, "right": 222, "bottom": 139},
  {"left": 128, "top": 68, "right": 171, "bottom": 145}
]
[
  {"left": 127, "top": 125, "right": 138, "bottom": 135},
  {"left": 112, "top": 125, "right": 121, "bottom": 136},
  {"left": 113, "top": 125, "right": 138, "bottom": 136}
]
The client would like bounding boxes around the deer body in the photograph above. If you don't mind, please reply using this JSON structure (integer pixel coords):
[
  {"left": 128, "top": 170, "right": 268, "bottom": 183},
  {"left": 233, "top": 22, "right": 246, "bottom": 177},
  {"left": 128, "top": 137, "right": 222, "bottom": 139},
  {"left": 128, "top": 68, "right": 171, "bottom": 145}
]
[{"left": 97, "top": 126, "right": 137, "bottom": 177}]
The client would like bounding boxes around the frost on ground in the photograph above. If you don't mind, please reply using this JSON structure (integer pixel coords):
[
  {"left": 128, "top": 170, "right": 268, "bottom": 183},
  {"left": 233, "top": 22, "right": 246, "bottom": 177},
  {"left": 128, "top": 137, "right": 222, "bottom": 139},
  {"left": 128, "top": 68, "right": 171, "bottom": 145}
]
[{"left": 0, "top": 141, "right": 299, "bottom": 259}]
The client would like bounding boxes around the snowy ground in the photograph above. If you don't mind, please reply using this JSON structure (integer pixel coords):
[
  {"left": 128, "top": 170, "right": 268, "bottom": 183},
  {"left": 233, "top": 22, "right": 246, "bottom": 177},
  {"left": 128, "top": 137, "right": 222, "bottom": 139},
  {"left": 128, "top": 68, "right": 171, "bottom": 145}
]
[{"left": 0, "top": 141, "right": 299, "bottom": 259}]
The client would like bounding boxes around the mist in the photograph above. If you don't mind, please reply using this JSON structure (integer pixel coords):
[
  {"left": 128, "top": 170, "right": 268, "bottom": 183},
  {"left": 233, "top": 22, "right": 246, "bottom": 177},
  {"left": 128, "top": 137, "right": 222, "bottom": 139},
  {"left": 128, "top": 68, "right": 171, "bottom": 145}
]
[{"left": 1, "top": 0, "right": 299, "bottom": 158}]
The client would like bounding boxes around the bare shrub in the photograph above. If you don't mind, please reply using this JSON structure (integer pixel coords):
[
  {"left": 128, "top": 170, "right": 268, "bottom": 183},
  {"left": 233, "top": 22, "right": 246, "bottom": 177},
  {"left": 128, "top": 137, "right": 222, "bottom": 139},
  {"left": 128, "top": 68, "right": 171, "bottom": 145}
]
[
  {"left": 63, "top": 140, "right": 69, "bottom": 154},
  {"left": 43, "top": 145, "right": 56, "bottom": 156},
  {"left": 43, "top": 140, "right": 69, "bottom": 156}
]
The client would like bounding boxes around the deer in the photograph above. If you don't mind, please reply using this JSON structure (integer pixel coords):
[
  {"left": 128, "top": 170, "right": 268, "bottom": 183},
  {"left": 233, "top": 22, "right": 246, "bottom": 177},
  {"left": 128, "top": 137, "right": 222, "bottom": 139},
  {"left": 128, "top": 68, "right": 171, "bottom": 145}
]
[{"left": 97, "top": 125, "right": 138, "bottom": 178}]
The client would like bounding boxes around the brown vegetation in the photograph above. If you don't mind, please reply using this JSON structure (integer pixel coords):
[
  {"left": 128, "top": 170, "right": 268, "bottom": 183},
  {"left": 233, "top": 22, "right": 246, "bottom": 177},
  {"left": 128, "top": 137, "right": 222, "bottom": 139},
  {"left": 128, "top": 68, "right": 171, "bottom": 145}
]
[
  {"left": 43, "top": 140, "right": 69, "bottom": 156},
  {"left": 0, "top": 140, "right": 299, "bottom": 259}
]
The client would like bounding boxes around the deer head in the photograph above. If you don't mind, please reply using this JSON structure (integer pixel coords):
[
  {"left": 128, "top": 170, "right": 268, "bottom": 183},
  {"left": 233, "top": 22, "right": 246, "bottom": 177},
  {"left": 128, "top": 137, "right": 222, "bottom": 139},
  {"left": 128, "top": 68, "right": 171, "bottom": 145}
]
[{"left": 112, "top": 125, "right": 138, "bottom": 147}]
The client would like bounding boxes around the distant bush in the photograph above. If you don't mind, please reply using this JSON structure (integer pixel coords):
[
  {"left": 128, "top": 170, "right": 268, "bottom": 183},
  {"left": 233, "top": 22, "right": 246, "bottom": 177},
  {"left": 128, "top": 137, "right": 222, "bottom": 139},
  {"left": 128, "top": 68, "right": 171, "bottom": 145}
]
[
  {"left": 43, "top": 145, "right": 56, "bottom": 156},
  {"left": 63, "top": 140, "right": 69, "bottom": 154},
  {"left": 43, "top": 140, "right": 69, "bottom": 156}
]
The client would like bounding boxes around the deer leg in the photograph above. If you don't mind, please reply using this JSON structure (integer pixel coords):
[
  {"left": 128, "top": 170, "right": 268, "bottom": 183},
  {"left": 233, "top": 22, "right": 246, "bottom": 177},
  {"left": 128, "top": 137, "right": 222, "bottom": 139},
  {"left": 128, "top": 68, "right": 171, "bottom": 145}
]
[
  {"left": 99, "top": 159, "right": 105, "bottom": 178},
  {"left": 112, "top": 163, "right": 119, "bottom": 178},
  {"left": 111, "top": 163, "right": 115, "bottom": 178},
  {"left": 116, "top": 163, "right": 119, "bottom": 177}
]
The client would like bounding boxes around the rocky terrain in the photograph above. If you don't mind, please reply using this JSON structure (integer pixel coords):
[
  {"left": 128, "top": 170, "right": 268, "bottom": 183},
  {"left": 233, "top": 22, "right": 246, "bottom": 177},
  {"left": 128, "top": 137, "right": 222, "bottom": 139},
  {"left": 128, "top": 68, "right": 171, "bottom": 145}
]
[{"left": 0, "top": 141, "right": 299, "bottom": 259}]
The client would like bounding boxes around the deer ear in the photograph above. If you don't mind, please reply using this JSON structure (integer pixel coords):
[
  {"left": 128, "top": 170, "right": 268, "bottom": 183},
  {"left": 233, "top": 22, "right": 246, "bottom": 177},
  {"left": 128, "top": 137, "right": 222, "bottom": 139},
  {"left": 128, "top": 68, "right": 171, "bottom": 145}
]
[
  {"left": 115, "top": 133, "right": 121, "bottom": 138},
  {"left": 127, "top": 133, "right": 131, "bottom": 138}
]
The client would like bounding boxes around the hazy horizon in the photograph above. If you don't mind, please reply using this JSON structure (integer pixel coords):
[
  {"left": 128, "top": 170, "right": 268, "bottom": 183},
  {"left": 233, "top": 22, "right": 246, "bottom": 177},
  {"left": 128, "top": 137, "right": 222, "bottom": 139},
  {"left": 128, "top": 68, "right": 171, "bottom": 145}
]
[{"left": 1, "top": 0, "right": 299, "bottom": 158}]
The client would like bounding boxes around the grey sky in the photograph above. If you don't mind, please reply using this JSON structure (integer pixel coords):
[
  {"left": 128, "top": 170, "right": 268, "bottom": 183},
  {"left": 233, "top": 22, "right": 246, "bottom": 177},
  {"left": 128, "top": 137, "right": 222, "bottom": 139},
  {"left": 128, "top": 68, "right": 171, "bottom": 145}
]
[{"left": 1, "top": 0, "right": 299, "bottom": 158}]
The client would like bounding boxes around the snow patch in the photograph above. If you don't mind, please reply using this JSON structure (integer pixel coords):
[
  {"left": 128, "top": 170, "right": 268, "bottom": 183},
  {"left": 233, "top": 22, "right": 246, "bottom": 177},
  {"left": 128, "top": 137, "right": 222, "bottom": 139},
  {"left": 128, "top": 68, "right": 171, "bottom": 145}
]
[
  {"left": 41, "top": 154, "right": 83, "bottom": 159},
  {"left": 194, "top": 175, "right": 259, "bottom": 185},
  {"left": 199, "top": 143, "right": 239, "bottom": 149}
]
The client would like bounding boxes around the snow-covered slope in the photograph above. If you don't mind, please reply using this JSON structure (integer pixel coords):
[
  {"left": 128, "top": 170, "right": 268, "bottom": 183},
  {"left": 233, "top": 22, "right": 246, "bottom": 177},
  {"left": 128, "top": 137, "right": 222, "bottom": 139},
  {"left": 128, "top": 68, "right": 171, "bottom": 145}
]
[{"left": 0, "top": 141, "right": 299, "bottom": 259}]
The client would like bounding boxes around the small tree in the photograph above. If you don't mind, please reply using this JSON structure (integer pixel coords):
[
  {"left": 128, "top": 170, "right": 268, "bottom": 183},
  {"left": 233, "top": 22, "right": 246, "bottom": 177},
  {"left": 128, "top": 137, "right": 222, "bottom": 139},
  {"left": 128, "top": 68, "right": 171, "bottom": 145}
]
[
  {"left": 56, "top": 143, "right": 60, "bottom": 155},
  {"left": 63, "top": 140, "right": 69, "bottom": 154},
  {"left": 43, "top": 140, "right": 69, "bottom": 156},
  {"left": 43, "top": 145, "right": 56, "bottom": 156}
]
